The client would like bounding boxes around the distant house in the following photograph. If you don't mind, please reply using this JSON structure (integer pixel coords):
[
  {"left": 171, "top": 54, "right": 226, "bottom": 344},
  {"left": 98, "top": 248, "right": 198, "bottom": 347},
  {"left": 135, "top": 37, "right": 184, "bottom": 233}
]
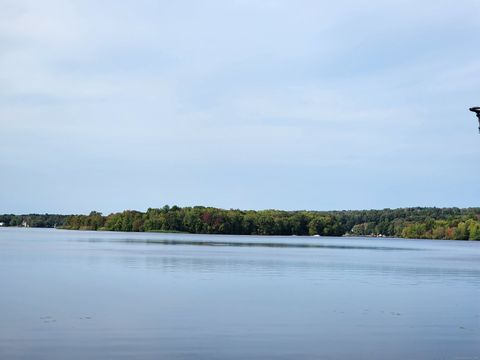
[
  {"left": 21, "top": 221, "right": 28, "bottom": 228},
  {"left": 0, "top": 222, "right": 4, "bottom": 227}
]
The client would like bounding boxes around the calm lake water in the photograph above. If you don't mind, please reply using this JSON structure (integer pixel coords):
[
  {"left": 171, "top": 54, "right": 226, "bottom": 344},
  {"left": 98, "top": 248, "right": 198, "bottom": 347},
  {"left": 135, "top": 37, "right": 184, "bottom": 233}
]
[{"left": 0, "top": 228, "right": 479, "bottom": 360}]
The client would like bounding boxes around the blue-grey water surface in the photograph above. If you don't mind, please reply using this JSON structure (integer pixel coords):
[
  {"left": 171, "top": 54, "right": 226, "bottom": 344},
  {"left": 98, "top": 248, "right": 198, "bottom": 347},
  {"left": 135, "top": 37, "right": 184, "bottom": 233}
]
[{"left": 0, "top": 228, "right": 479, "bottom": 360}]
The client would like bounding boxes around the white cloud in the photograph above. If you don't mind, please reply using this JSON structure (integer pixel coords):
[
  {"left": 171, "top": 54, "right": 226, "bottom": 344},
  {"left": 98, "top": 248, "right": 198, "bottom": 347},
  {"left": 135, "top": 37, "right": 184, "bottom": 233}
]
[{"left": 1, "top": 0, "right": 479, "bottom": 212}]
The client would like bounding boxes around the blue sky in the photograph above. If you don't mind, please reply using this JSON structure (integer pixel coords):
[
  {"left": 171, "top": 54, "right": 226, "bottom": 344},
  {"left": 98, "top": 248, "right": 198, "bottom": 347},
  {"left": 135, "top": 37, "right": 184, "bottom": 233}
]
[{"left": 1, "top": 0, "right": 479, "bottom": 214}]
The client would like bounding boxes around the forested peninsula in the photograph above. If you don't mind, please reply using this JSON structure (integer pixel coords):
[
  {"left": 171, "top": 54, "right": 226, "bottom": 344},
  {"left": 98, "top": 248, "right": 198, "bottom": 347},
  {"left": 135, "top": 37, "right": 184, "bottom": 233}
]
[{"left": 1, "top": 206, "right": 480, "bottom": 240}]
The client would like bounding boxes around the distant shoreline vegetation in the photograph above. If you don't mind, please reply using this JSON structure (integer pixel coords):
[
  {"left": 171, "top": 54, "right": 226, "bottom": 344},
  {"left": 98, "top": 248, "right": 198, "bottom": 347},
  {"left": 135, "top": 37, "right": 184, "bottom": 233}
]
[{"left": 1, "top": 206, "right": 480, "bottom": 240}]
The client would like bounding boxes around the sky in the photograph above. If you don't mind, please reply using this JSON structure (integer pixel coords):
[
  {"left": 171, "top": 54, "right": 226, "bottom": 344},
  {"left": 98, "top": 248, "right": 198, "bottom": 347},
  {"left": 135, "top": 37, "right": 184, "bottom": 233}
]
[{"left": 1, "top": 0, "right": 479, "bottom": 214}]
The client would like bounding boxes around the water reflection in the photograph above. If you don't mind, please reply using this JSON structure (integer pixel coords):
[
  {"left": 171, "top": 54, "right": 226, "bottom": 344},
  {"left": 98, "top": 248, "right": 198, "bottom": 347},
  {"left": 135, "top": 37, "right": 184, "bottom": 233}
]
[
  {"left": 83, "top": 237, "right": 419, "bottom": 251},
  {"left": 0, "top": 228, "right": 479, "bottom": 360},
  {"left": 112, "top": 253, "right": 480, "bottom": 283}
]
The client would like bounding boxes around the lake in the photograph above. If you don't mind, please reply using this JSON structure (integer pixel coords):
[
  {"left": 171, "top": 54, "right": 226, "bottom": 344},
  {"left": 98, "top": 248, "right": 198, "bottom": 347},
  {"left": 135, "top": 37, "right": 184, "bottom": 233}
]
[{"left": 0, "top": 228, "right": 479, "bottom": 360}]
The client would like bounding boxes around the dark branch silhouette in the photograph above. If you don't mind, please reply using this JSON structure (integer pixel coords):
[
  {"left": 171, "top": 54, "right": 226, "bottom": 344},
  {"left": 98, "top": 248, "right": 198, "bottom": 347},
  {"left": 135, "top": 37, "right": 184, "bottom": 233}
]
[{"left": 469, "top": 107, "right": 480, "bottom": 133}]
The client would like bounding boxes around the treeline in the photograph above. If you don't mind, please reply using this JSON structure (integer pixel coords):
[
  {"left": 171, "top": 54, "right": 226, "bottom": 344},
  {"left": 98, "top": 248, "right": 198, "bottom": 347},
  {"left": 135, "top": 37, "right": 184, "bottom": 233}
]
[
  {"left": 2, "top": 207, "right": 479, "bottom": 240},
  {"left": 0, "top": 214, "right": 68, "bottom": 228},
  {"left": 60, "top": 206, "right": 480, "bottom": 240}
]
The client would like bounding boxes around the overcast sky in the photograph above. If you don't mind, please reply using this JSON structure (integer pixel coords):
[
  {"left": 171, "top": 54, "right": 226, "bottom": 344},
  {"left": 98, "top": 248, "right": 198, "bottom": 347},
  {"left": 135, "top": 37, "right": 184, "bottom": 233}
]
[{"left": 1, "top": 0, "right": 479, "bottom": 214}]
